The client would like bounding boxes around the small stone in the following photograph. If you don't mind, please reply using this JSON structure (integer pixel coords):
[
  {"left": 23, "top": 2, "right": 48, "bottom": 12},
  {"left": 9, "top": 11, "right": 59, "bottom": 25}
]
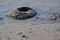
[
  {"left": 49, "top": 15, "right": 57, "bottom": 20},
  {"left": 21, "top": 35, "right": 29, "bottom": 39},
  {"left": 7, "top": 7, "right": 37, "bottom": 20},
  {"left": 22, "top": 35, "right": 26, "bottom": 38},
  {"left": 49, "top": 12, "right": 60, "bottom": 20}
]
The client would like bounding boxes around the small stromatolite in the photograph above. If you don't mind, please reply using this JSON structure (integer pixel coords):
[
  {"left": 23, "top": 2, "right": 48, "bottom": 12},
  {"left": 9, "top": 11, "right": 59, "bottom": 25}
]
[{"left": 49, "top": 12, "right": 60, "bottom": 20}]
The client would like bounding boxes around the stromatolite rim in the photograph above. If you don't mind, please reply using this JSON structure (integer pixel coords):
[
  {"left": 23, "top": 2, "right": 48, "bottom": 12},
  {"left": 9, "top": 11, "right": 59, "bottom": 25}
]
[{"left": 7, "top": 7, "right": 37, "bottom": 20}]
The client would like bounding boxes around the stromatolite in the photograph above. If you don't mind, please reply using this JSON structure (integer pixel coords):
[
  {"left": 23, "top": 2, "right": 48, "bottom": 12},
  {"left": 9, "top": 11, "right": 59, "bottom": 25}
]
[{"left": 6, "top": 7, "right": 37, "bottom": 20}]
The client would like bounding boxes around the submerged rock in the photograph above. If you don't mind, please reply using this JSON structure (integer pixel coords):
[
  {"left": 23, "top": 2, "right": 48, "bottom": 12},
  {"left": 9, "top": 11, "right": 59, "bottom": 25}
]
[{"left": 7, "top": 7, "right": 37, "bottom": 20}]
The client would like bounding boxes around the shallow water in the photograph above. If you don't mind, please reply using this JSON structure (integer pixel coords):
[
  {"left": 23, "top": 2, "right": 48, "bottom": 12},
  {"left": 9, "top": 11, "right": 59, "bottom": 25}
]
[
  {"left": 0, "top": 0, "right": 60, "bottom": 40},
  {"left": 0, "top": 0, "right": 60, "bottom": 24}
]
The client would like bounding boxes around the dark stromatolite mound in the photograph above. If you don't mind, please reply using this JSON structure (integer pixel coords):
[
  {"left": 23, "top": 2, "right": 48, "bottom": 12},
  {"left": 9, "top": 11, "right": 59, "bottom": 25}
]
[{"left": 6, "top": 7, "right": 37, "bottom": 20}]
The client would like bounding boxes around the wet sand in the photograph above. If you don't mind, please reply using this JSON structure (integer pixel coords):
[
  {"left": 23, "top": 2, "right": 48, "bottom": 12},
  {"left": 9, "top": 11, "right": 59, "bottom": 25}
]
[{"left": 0, "top": 0, "right": 60, "bottom": 40}]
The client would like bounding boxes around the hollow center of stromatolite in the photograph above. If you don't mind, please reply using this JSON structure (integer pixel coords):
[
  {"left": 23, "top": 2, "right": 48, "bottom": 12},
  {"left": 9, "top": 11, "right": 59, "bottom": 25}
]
[{"left": 18, "top": 7, "right": 30, "bottom": 12}]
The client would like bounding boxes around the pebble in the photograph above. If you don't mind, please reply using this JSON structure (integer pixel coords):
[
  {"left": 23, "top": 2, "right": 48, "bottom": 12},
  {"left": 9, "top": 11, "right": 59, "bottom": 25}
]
[
  {"left": 22, "top": 35, "right": 26, "bottom": 38},
  {"left": 21, "top": 35, "right": 29, "bottom": 39}
]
